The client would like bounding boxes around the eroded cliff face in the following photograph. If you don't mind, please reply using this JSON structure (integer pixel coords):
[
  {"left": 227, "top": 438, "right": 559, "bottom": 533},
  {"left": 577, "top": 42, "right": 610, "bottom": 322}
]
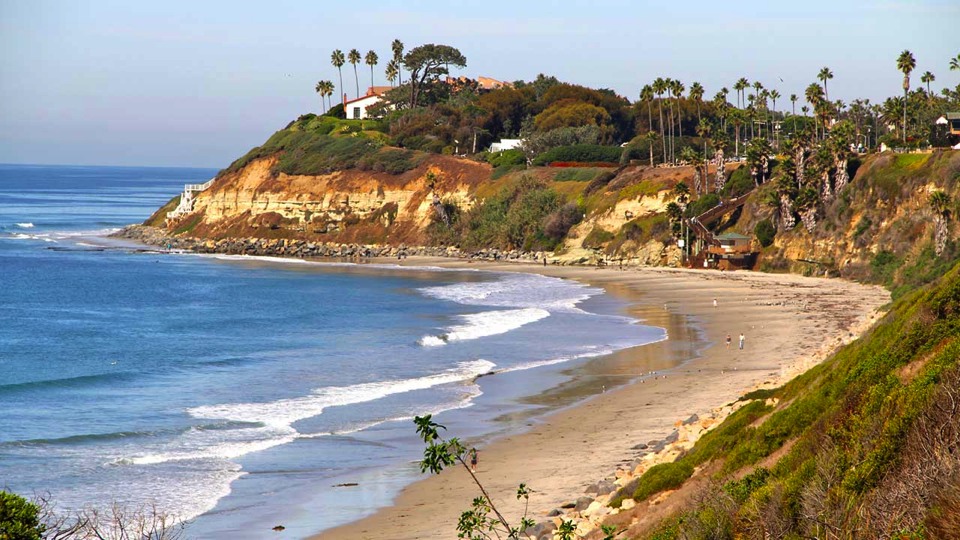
[{"left": 167, "top": 154, "right": 489, "bottom": 245}]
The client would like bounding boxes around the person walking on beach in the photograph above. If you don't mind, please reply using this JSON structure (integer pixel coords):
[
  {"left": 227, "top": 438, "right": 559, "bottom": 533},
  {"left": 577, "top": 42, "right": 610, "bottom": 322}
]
[
  {"left": 726, "top": 334, "right": 732, "bottom": 348},
  {"left": 713, "top": 298, "right": 718, "bottom": 308},
  {"left": 470, "top": 448, "right": 478, "bottom": 473},
  {"left": 739, "top": 333, "right": 745, "bottom": 350}
]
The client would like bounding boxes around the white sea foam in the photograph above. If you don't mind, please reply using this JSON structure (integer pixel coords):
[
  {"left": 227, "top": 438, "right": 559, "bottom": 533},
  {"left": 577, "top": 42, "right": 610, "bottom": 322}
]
[
  {"left": 121, "top": 360, "right": 496, "bottom": 467},
  {"left": 419, "top": 308, "right": 550, "bottom": 347},
  {"left": 419, "top": 272, "right": 598, "bottom": 312},
  {"left": 15, "top": 222, "right": 34, "bottom": 228}
]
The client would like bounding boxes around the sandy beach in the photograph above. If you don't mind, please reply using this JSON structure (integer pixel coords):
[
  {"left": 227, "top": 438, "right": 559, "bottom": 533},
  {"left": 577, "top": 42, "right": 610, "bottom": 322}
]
[{"left": 316, "top": 261, "right": 888, "bottom": 540}]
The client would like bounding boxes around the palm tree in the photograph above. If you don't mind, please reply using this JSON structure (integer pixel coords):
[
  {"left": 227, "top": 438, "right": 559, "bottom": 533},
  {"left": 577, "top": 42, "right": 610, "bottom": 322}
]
[
  {"left": 653, "top": 78, "right": 668, "bottom": 164},
  {"left": 365, "top": 50, "right": 379, "bottom": 89},
  {"left": 769, "top": 89, "right": 781, "bottom": 147},
  {"left": 664, "top": 78, "right": 675, "bottom": 163},
  {"left": 385, "top": 59, "right": 399, "bottom": 87},
  {"left": 818, "top": 67, "right": 834, "bottom": 102},
  {"left": 314, "top": 81, "right": 327, "bottom": 110},
  {"left": 644, "top": 131, "right": 658, "bottom": 167},
  {"left": 897, "top": 50, "right": 916, "bottom": 144},
  {"left": 950, "top": 53, "right": 960, "bottom": 71},
  {"left": 930, "top": 190, "right": 952, "bottom": 256},
  {"left": 391, "top": 39, "right": 405, "bottom": 85},
  {"left": 640, "top": 85, "right": 655, "bottom": 163},
  {"left": 790, "top": 93, "right": 798, "bottom": 134},
  {"left": 689, "top": 82, "right": 704, "bottom": 123},
  {"left": 348, "top": 49, "right": 361, "bottom": 98},
  {"left": 920, "top": 71, "right": 935, "bottom": 95},
  {"left": 734, "top": 78, "right": 749, "bottom": 109},
  {"left": 324, "top": 81, "right": 335, "bottom": 111},
  {"left": 331, "top": 49, "right": 345, "bottom": 106},
  {"left": 805, "top": 83, "right": 825, "bottom": 139},
  {"left": 672, "top": 79, "right": 686, "bottom": 163}
]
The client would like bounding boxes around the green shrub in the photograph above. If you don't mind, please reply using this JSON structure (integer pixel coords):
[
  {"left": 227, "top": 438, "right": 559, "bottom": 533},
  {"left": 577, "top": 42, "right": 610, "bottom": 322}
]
[
  {"left": 531, "top": 144, "right": 622, "bottom": 166},
  {"left": 723, "top": 166, "right": 755, "bottom": 197},
  {"left": 458, "top": 177, "right": 566, "bottom": 251},
  {"left": 755, "top": 219, "right": 776, "bottom": 247},
  {"left": 553, "top": 168, "right": 600, "bottom": 182},
  {"left": 871, "top": 250, "right": 901, "bottom": 286},
  {"left": 488, "top": 149, "right": 526, "bottom": 168},
  {"left": 582, "top": 226, "right": 615, "bottom": 249},
  {"left": 685, "top": 192, "right": 721, "bottom": 218},
  {"left": 0, "top": 491, "right": 44, "bottom": 540},
  {"left": 632, "top": 461, "right": 695, "bottom": 501}
]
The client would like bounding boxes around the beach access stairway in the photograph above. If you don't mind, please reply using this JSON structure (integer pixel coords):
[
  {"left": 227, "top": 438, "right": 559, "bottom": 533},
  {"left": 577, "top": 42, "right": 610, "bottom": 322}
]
[
  {"left": 167, "top": 179, "right": 214, "bottom": 219},
  {"left": 685, "top": 188, "right": 755, "bottom": 253}
]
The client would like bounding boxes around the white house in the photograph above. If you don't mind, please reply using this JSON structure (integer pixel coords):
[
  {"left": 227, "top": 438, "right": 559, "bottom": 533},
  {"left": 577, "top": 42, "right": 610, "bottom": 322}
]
[
  {"left": 343, "top": 86, "right": 391, "bottom": 120},
  {"left": 489, "top": 139, "right": 522, "bottom": 152}
]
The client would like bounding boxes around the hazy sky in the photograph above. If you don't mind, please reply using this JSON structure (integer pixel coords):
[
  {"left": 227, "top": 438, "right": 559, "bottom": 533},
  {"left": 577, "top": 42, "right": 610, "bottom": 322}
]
[{"left": 1, "top": 0, "right": 957, "bottom": 168}]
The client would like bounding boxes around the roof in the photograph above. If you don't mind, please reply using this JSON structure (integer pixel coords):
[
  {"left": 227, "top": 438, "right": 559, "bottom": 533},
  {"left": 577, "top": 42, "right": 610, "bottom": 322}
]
[
  {"left": 715, "top": 232, "right": 752, "bottom": 241},
  {"left": 946, "top": 112, "right": 960, "bottom": 120},
  {"left": 343, "top": 86, "right": 391, "bottom": 106}
]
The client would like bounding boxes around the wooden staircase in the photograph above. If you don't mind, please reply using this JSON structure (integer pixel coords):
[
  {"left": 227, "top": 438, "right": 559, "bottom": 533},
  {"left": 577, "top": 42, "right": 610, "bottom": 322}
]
[{"left": 166, "top": 179, "right": 214, "bottom": 220}]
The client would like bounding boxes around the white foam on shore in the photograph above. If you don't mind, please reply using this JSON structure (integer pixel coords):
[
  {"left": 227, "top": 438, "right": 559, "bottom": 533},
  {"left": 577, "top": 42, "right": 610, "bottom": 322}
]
[
  {"left": 419, "top": 272, "right": 598, "bottom": 312},
  {"left": 419, "top": 308, "right": 550, "bottom": 347},
  {"left": 119, "top": 360, "right": 496, "bottom": 467}
]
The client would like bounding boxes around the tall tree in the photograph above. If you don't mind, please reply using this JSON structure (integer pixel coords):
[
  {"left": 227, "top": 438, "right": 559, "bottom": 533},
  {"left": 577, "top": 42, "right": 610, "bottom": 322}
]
[
  {"left": 391, "top": 39, "right": 405, "bottom": 85},
  {"left": 315, "top": 81, "right": 325, "bottom": 112},
  {"left": 385, "top": 59, "right": 399, "bottom": 87},
  {"left": 897, "top": 49, "right": 916, "bottom": 144},
  {"left": 664, "top": 78, "right": 675, "bottom": 163},
  {"left": 402, "top": 44, "right": 467, "bottom": 108},
  {"left": 672, "top": 79, "right": 685, "bottom": 163},
  {"left": 818, "top": 67, "right": 834, "bottom": 102},
  {"left": 331, "top": 49, "right": 345, "bottom": 106},
  {"left": 920, "top": 71, "right": 935, "bottom": 95},
  {"left": 734, "top": 78, "right": 749, "bottom": 109},
  {"left": 640, "top": 85, "right": 655, "bottom": 164},
  {"left": 653, "top": 78, "right": 668, "bottom": 164},
  {"left": 689, "top": 81, "right": 704, "bottom": 123},
  {"left": 805, "top": 83, "right": 825, "bottom": 139},
  {"left": 365, "top": 50, "right": 379, "bottom": 89},
  {"left": 770, "top": 89, "right": 781, "bottom": 147},
  {"left": 348, "top": 48, "right": 362, "bottom": 98},
  {"left": 930, "top": 190, "right": 952, "bottom": 256}
]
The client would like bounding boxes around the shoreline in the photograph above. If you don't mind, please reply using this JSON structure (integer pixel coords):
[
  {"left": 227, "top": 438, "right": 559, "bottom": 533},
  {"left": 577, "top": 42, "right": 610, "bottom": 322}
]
[{"left": 315, "top": 258, "right": 888, "bottom": 539}]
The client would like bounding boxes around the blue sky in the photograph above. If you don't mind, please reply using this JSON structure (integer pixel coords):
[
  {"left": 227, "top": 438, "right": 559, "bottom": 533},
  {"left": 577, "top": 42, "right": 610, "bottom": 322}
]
[{"left": 1, "top": 0, "right": 957, "bottom": 168}]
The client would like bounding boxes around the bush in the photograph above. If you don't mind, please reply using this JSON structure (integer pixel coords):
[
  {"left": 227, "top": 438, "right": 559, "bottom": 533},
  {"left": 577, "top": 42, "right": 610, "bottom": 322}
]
[
  {"left": 632, "top": 461, "right": 695, "bottom": 502},
  {"left": 554, "top": 168, "right": 600, "bottom": 182},
  {"left": 723, "top": 165, "right": 755, "bottom": 198},
  {"left": 531, "top": 144, "right": 622, "bottom": 166},
  {"left": 685, "top": 193, "right": 721, "bottom": 218},
  {"left": 755, "top": 219, "right": 776, "bottom": 247},
  {"left": 582, "top": 226, "right": 614, "bottom": 249},
  {"left": 0, "top": 491, "right": 44, "bottom": 540},
  {"left": 543, "top": 202, "right": 584, "bottom": 239},
  {"left": 488, "top": 149, "right": 526, "bottom": 168},
  {"left": 458, "top": 177, "right": 566, "bottom": 251}
]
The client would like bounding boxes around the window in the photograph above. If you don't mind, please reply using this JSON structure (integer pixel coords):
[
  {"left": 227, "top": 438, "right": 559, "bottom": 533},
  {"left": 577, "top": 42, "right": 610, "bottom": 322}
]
[{"left": 352, "top": 107, "right": 361, "bottom": 119}]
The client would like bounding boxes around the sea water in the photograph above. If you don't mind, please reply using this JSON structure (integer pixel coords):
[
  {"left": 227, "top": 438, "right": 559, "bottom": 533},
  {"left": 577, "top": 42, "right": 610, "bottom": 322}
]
[{"left": 0, "top": 164, "right": 665, "bottom": 538}]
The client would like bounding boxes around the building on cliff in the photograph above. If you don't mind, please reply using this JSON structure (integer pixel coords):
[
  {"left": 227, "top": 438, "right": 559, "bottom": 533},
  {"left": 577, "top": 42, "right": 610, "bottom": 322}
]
[{"left": 344, "top": 86, "right": 392, "bottom": 119}]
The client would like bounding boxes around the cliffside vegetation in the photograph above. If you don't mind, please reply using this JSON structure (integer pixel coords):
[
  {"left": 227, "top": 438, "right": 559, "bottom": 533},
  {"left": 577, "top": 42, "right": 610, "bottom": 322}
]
[{"left": 615, "top": 260, "right": 960, "bottom": 539}]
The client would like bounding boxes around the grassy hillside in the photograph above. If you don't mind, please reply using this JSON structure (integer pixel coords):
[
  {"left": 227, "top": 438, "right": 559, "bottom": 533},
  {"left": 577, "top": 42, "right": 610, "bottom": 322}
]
[
  {"left": 609, "top": 261, "right": 960, "bottom": 539},
  {"left": 220, "top": 114, "right": 422, "bottom": 177}
]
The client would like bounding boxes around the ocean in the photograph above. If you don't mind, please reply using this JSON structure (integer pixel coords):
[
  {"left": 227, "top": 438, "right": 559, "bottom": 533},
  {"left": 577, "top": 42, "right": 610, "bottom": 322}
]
[{"left": 0, "top": 164, "right": 665, "bottom": 538}]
